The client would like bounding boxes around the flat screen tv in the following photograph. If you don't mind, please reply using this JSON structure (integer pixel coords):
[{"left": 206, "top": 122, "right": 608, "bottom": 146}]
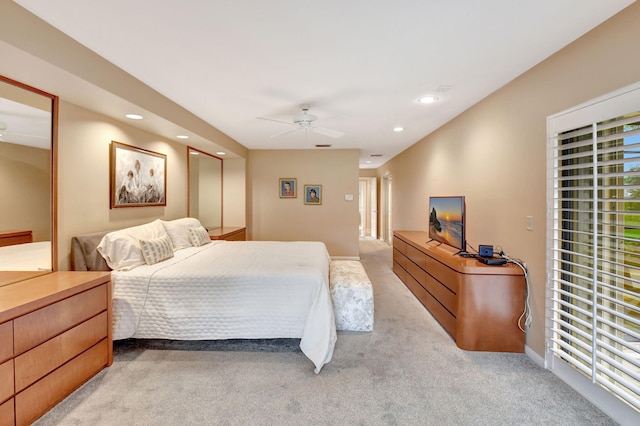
[{"left": 428, "top": 196, "right": 466, "bottom": 253}]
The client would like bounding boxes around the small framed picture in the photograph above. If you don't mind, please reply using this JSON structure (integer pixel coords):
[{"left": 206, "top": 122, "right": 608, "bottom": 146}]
[
  {"left": 279, "top": 178, "right": 297, "bottom": 198},
  {"left": 304, "top": 185, "right": 322, "bottom": 205}
]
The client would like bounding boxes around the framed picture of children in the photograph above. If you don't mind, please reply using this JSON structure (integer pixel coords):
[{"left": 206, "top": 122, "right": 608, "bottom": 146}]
[
  {"left": 279, "top": 178, "right": 297, "bottom": 198},
  {"left": 304, "top": 185, "right": 322, "bottom": 205},
  {"left": 110, "top": 141, "right": 167, "bottom": 208}
]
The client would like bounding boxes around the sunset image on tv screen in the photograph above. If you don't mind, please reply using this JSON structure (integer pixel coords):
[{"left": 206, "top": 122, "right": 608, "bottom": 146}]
[{"left": 428, "top": 196, "right": 464, "bottom": 250}]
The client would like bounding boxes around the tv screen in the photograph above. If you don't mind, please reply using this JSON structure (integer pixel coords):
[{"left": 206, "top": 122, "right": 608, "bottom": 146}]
[{"left": 428, "top": 196, "right": 466, "bottom": 252}]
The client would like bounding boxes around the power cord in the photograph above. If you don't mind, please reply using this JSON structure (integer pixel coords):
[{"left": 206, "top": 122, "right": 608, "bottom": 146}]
[{"left": 496, "top": 248, "right": 532, "bottom": 332}]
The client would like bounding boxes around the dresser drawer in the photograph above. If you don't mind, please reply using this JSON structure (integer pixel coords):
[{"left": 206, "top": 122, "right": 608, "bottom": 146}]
[
  {"left": 424, "top": 254, "right": 459, "bottom": 294},
  {"left": 392, "top": 248, "right": 407, "bottom": 269},
  {"left": 423, "top": 273, "right": 457, "bottom": 316},
  {"left": 14, "top": 312, "right": 107, "bottom": 392},
  {"left": 0, "top": 398, "right": 14, "bottom": 426},
  {"left": 406, "top": 258, "right": 426, "bottom": 287},
  {"left": 0, "top": 359, "right": 13, "bottom": 404},
  {"left": 13, "top": 285, "right": 107, "bottom": 355},
  {"left": 15, "top": 340, "right": 109, "bottom": 426},
  {"left": 392, "top": 260, "right": 407, "bottom": 282},
  {"left": 406, "top": 244, "right": 426, "bottom": 269},
  {"left": 225, "top": 230, "right": 246, "bottom": 241},
  {"left": 393, "top": 236, "right": 407, "bottom": 254},
  {"left": 0, "top": 321, "right": 12, "bottom": 363}
]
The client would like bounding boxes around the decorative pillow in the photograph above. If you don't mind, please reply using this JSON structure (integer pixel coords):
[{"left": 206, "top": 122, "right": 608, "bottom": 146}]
[
  {"left": 97, "top": 219, "right": 168, "bottom": 270},
  {"left": 161, "top": 217, "right": 203, "bottom": 250},
  {"left": 188, "top": 226, "right": 211, "bottom": 247},
  {"left": 140, "top": 234, "right": 174, "bottom": 265}
]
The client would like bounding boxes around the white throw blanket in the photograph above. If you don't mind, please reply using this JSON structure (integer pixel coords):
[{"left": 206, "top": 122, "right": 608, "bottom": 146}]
[{"left": 111, "top": 240, "right": 336, "bottom": 373}]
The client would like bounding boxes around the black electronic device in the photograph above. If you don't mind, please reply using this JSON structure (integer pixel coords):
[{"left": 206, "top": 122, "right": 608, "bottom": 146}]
[
  {"left": 458, "top": 252, "right": 475, "bottom": 258},
  {"left": 476, "top": 256, "right": 507, "bottom": 266},
  {"left": 478, "top": 245, "right": 493, "bottom": 258}
]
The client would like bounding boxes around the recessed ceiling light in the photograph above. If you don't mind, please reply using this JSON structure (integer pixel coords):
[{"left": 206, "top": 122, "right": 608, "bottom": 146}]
[
  {"left": 216, "top": 151, "right": 226, "bottom": 156},
  {"left": 365, "top": 160, "right": 372, "bottom": 164},
  {"left": 393, "top": 127, "right": 404, "bottom": 132},
  {"left": 125, "top": 113, "right": 143, "bottom": 120},
  {"left": 418, "top": 96, "right": 438, "bottom": 104},
  {"left": 177, "top": 135, "right": 189, "bottom": 139}
]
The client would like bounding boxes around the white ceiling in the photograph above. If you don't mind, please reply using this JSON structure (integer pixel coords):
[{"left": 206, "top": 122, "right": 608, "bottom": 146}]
[{"left": 12, "top": 0, "right": 635, "bottom": 168}]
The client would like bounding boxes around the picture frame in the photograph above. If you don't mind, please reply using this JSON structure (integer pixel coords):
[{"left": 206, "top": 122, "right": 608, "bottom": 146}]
[
  {"left": 110, "top": 141, "right": 167, "bottom": 208},
  {"left": 279, "top": 178, "right": 297, "bottom": 198},
  {"left": 304, "top": 184, "right": 322, "bottom": 205}
]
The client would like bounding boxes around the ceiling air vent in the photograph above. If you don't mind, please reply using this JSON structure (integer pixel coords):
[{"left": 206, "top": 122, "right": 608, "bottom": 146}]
[
  {"left": 369, "top": 154, "right": 383, "bottom": 157},
  {"left": 315, "top": 144, "right": 332, "bottom": 148}
]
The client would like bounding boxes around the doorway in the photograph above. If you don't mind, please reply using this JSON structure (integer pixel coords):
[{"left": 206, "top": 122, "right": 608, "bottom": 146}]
[
  {"left": 358, "top": 177, "right": 377, "bottom": 239},
  {"left": 381, "top": 174, "right": 392, "bottom": 244}
]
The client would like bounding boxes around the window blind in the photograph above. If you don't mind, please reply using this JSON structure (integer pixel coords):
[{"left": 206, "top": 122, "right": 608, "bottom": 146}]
[{"left": 548, "top": 90, "right": 640, "bottom": 415}]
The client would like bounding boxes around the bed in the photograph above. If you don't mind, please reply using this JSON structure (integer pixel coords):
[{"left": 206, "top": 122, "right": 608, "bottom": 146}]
[
  {"left": 0, "top": 230, "right": 51, "bottom": 271},
  {"left": 71, "top": 218, "right": 336, "bottom": 373}
]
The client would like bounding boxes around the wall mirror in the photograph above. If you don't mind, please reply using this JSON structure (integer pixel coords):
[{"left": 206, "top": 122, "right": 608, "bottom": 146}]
[
  {"left": 0, "top": 76, "right": 57, "bottom": 286},
  {"left": 188, "top": 147, "right": 222, "bottom": 230}
]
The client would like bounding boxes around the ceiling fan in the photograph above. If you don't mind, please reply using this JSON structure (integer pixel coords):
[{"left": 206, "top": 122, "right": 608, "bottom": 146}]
[{"left": 257, "top": 104, "right": 345, "bottom": 139}]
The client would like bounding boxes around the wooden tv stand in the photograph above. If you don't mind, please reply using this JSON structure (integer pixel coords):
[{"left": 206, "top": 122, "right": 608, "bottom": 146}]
[{"left": 393, "top": 231, "right": 525, "bottom": 352}]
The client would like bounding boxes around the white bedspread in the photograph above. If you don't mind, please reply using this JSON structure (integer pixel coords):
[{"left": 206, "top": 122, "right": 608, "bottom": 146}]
[
  {"left": 0, "top": 241, "right": 51, "bottom": 271},
  {"left": 112, "top": 240, "right": 336, "bottom": 373}
]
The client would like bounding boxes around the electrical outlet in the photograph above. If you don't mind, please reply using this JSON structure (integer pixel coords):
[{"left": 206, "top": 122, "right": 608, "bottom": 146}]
[
  {"left": 526, "top": 216, "right": 533, "bottom": 231},
  {"left": 345, "top": 194, "right": 354, "bottom": 201}
]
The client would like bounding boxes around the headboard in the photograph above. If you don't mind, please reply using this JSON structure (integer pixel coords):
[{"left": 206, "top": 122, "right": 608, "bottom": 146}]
[{"left": 70, "top": 231, "right": 111, "bottom": 271}]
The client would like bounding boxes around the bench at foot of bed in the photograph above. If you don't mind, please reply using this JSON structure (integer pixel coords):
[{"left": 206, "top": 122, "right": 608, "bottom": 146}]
[{"left": 330, "top": 260, "right": 374, "bottom": 332}]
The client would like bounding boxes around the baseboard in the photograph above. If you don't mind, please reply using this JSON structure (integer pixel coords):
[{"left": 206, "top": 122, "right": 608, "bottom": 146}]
[
  {"left": 524, "top": 344, "right": 544, "bottom": 367},
  {"left": 548, "top": 354, "right": 639, "bottom": 425}
]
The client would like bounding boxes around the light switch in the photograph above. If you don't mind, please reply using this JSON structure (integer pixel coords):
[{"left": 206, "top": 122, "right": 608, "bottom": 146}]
[
  {"left": 345, "top": 194, "right": 354, "bottom": 201},
  {"left": 526, "top": 216, "right": 533, "bottom": 231}
]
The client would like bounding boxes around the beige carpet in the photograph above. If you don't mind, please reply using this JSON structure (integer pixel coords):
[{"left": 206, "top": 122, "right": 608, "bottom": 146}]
[{"left": 35, "top": 238, "right": 615, "bottom": 425}]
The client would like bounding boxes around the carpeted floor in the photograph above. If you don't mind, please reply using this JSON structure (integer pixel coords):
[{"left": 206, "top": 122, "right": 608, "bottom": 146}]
[{"left": 35, "top": 238, "right": 616, "bottom": 425}]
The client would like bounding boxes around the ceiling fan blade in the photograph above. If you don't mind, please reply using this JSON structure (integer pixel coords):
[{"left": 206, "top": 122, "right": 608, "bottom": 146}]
[
  {"left": 257, "top": 116, "right": 296, "bottom": 126},
  {"left": 311, "top": 126, "right": 345, "bottom": 139},
  {"left": 270, "top": 127, "right": 301, "bottom": 138}
]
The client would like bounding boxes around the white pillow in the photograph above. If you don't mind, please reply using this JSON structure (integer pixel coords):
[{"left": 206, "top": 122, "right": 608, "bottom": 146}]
[
  {"left": 188, "top": 226, "right": 211, "bottom": 247},
  {"left": 140, "top": 234, "right": 174, "bottom": 265},
  {"left": 97, "top": 219, "right": 168, "bottom": 270},
  {"left": 161, "top": 217, "right": 203, "bottom": 250}
]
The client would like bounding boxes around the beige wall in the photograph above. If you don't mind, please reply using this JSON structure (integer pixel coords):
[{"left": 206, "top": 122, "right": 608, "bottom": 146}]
[
  {"left": 379, "top": 2, "right": 640, "bottom": 358},
  {"left": 57, "top": 101, "right": 190, "bottom": 270},
  {"left": 0, "top": 142, "right": 50, "bottom": 241},
  {"left": 223, "top": 158, "right": 246, "bottom": 228},
  {"left": 248, "top": 149, "right": 360, "bottom": 257}
]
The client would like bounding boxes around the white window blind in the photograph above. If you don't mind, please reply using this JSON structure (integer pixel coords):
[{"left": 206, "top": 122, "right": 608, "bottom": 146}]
[{"left": 547, "top": 84, "right": 640, "bottom": 418}]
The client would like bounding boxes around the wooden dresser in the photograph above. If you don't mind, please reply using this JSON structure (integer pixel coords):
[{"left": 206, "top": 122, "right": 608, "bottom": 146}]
[
  {"left": 0, "top": 271, "right": 112, "bottom": 426},
  {"left": 208, "top": 227, "right": 246, "bottom": 241},
  {"left": 393, "top": 231, "right": 525, "bottom": 352}
]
